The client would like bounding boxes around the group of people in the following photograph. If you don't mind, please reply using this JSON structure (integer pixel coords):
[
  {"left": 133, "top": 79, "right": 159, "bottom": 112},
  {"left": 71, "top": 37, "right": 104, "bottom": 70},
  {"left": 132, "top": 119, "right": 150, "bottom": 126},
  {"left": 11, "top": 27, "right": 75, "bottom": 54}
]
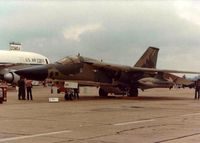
[
  {"left": 64, "top": 88, "right": 79, "bottom": 100},
  {"left": 18, "top": 77, "right": 33, "bottom": 100},
  {"left": 51, "top": 81, "right": 80, "bottom": 101}
]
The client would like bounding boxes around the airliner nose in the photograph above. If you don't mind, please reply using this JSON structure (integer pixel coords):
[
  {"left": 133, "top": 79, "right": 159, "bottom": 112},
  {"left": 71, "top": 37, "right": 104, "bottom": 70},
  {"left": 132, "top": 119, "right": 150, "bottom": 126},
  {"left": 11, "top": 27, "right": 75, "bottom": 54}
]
[{"left": 15, "top": 65, "right": 48, "bottom": 80}]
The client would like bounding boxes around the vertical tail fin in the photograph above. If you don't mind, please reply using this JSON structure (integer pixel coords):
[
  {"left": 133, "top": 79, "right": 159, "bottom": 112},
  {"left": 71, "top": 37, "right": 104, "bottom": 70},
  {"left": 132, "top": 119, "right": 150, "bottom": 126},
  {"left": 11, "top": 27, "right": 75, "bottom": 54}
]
[{"left": 134, "top": 47, "right": 159, "bottom": 68}]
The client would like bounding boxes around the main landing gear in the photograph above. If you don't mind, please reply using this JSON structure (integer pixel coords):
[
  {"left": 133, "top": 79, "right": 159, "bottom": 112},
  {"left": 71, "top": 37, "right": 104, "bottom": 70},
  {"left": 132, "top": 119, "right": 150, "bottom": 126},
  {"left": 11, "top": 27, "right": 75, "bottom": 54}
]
[
  {"left": 98, "top": 87, "right": 139, "bottom": 97},
  {"left": 128, "top": 88, "right": 138, "bottom": 97},
  {"left": 99, "top": 88, "right": 108, "bottom": 97}
]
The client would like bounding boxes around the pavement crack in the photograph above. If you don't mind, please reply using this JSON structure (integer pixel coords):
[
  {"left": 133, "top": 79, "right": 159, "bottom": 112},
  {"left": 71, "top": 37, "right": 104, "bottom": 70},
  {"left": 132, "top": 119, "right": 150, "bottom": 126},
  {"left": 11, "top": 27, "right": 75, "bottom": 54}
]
[
  {"left": 155, "top": 132, "right": 200, "bottom": 143},
  {"left": 63, "top": 133, "right": 117, "bottom": 143},
  {"left": 0, "top": 131, "right": 28, "bottom": 136},
  {"left": 116, "top": 124, "right": 179, "bottom": 135}
]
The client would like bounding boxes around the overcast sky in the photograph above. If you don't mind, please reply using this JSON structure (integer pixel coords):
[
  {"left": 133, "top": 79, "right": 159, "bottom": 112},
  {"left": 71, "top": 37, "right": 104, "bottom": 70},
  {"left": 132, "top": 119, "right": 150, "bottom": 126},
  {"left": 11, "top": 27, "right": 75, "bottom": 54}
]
[{"left": 1, "top": 0, "right": 200, "bottom": 75}]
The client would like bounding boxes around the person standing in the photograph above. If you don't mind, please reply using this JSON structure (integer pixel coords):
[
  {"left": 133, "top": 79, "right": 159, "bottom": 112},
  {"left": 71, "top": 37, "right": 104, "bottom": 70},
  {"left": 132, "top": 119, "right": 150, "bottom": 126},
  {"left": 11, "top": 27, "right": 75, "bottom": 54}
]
[
  {"left": 26, "top": 80, "right": 33, "bottom": 100},
  {"left": 197, "top": 79, "right": 200, "bottom": 100},
  {"left": 18, "top": 77, "right": 26, "bottom": 100},
  {"left": 194, "top": 81, "right": 198, "bottom": 99},
  {"left": 68, "top": 89, "right": 73, "bottom": 100},
  {"left": 74, "top": 88, "right": 79, "bottom": 99},
  {"left": 195, "top": 81, "right": 198, "bottom": 99},
  {"left": 194, "top": 79, "right": 200, "bottom": 100}
]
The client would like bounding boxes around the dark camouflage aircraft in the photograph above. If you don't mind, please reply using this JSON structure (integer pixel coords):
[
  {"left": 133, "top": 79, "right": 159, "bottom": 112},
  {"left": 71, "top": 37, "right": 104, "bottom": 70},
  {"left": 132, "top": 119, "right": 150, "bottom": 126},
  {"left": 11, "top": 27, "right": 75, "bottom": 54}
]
[{"left": 15, "top": 47, "right": 198, "bottom": 97}]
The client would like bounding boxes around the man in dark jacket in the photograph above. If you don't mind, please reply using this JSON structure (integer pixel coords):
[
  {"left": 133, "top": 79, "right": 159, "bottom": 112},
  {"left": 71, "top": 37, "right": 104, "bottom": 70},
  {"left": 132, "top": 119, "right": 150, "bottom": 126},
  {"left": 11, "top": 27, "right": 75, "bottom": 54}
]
[{"left": 18, "top": 77, "right": 26, "bottom": 100}]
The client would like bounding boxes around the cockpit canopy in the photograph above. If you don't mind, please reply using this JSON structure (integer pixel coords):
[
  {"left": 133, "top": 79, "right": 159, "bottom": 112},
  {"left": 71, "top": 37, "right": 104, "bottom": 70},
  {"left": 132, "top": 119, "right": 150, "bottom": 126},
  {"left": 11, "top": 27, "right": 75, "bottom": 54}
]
[
  {"left": 57, "top": 55, "right": 101, "bottom": 65},
  {"left": 57, "top": 56, "right": 82, "bottom": 65}
]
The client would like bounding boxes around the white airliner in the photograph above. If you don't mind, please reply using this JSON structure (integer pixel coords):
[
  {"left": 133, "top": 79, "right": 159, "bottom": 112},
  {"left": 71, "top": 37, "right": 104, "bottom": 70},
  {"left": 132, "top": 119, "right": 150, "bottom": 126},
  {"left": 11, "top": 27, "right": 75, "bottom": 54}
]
[{"left": 0, "top": 49, "right": 49, "bottom": 84}]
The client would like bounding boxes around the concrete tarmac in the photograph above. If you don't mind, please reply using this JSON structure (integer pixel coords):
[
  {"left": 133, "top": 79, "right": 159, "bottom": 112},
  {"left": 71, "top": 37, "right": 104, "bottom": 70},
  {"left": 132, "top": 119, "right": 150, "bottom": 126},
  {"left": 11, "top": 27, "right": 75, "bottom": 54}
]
[{"left": 0, "top": 86, "right": 200, "bottom": 143}]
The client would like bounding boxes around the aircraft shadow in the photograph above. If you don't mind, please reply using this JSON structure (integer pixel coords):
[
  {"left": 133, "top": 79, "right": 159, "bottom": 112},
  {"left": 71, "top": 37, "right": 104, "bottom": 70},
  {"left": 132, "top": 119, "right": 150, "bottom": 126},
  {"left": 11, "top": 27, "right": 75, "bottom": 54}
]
[{"left": 71, "top": 95, "right": 192, "bottom": 101}]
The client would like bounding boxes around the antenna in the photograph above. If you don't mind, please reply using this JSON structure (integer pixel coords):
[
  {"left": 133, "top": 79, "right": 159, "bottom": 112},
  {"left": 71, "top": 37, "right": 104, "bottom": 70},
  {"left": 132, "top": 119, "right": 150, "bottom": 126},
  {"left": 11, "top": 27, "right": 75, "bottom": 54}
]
[{"left": 9, "top": 42, "right": 22, "bottom": 51}]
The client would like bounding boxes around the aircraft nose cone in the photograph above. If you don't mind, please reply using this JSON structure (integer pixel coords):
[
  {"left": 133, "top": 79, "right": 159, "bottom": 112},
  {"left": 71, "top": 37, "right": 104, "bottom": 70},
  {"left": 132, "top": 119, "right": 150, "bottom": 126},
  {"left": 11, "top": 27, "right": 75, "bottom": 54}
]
[{"left": 15, "top": 65, "right": 48, "bottom": 80}]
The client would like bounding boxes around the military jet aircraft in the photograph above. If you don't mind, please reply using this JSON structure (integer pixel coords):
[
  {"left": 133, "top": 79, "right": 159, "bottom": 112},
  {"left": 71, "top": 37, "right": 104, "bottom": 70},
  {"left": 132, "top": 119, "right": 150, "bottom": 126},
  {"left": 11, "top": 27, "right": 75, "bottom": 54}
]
[{"left": 15, "top": 47, "right": 199, "bottom": 97}]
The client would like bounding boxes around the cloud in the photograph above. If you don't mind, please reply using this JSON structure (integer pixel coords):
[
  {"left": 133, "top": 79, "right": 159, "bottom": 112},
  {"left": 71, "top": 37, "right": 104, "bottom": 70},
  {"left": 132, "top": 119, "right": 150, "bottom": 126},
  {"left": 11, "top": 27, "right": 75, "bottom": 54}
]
[
  {"left": 174, "top": 1, "right": 200, "bottom": 26},
  {"left": 63, "top": 23, "right": 103, "bottom": 41},
  {"left": 1, "top": 1, "right": 200, "bottom": 74}
]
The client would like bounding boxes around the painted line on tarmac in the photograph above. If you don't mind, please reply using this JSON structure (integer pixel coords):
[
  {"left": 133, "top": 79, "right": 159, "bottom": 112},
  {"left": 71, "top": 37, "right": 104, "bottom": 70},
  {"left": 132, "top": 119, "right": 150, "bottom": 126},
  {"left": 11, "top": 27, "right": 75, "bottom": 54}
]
[
  {"left": 114, "top": 119, "right": 155, "bottom": 126},
  {"left": 180, "top": 112, "right": 200, "bottom": 117},
  {"left": 0, "top": 130, "right": 72, "bottom": 142}
]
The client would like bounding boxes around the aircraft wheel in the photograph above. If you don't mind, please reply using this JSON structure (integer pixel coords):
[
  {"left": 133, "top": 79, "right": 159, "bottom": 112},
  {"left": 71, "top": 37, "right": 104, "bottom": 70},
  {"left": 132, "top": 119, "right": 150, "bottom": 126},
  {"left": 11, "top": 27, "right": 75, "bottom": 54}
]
[
  {"left": 128, "top": 88, "right": 138, "bottom": 97},
  {"left": 99, "top": 88, "right": 108, "bottom": 97},
  {"left": 64, "top": 93, "right": 69, "bottom": 100}
]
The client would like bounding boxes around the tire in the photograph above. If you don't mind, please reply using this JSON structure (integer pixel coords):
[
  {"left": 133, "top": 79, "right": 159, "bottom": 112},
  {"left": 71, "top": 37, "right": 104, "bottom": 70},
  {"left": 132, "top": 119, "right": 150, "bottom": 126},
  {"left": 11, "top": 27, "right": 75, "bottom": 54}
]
[
  {"left": 64, "top": 93, "right": 69, "bottom": 100},
  {"left": 128, "top": 88, "right": 138, "bottom": 97},
  {"left": 99, "top": 88, "right": 108, "bottom": 97}
]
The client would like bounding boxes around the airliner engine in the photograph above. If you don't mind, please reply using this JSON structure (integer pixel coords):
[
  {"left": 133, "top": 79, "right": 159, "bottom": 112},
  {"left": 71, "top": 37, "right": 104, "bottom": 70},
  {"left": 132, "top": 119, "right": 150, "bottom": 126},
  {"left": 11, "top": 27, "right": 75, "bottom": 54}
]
[{"left": 4, "top": 72, "right": 20, "bottom": 84}]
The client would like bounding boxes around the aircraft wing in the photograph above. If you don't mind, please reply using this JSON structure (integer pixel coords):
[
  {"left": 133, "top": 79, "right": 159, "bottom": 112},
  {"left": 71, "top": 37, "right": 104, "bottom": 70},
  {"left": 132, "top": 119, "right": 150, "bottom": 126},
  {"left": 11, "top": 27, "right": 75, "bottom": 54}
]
[
  {"left": 0, "top": 63, "right": 30, "bottom": 70},
  {"left": 0, "top": 63, "right": 21, "bottom": 68},
  {"left": 163, "top": 73, "right": 194, "bottom": 86},
  {"left": 132, "top": 67, "right": 200, "bottom": 74},
  {"left": 84, "top": 60, "right": 200, "bottom": 74},
  {"left": 0, "top": 63, "right": 33, "bottom": 81}
]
